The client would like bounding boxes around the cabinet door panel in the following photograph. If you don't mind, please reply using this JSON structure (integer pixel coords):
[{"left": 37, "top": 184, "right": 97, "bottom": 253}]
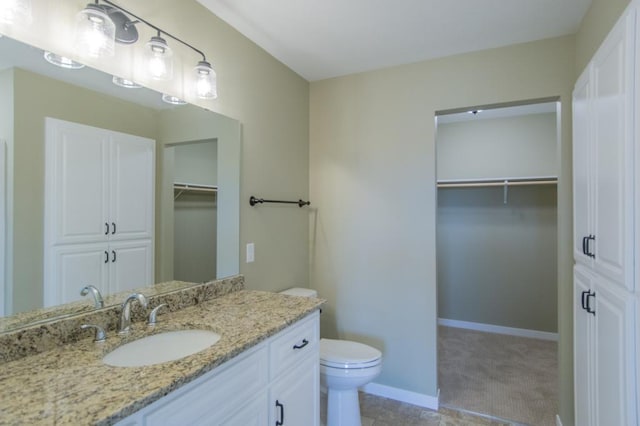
[
  {"left": 109, "top": 240, "right": 153, "bottom": 294},
  {"left": 46, "top": 118, "right": 109, "bottom": 245},
  {"left": 218, "top": 394, "right": 268, "bottom": 426},
  {"left": 109, "top": 134, "right": 155, "bottom": 241},
  {"left": 572, "top": 70, "right": 593, "bottom": 266},
  {"left": 270, "top": 356, "right": 319, "bottom": 426},
  {"left": 45, "top": 244, "right": 108, "bottom": 307},
  {"left": 573, "top": 266, "right": 594, "bottom": 426},
  {"left": 591, "top": 12, "right": 635, "bottom": 289},
  {"left": 593, "top": 279, "right": 636, "bottom": 426}
]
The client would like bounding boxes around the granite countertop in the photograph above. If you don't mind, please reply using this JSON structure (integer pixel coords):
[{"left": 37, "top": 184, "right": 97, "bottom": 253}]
[{"left": 0, "top": 290, "right": 324, "bottom": 425}]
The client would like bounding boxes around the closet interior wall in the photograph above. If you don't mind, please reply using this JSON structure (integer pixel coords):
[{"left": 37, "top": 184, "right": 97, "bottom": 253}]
[
  {"left": 173, "top": 140, "right": 218, "bottom": 283},
  {"left": 436, "top": 110, "right": 558, "bottom": 334}
]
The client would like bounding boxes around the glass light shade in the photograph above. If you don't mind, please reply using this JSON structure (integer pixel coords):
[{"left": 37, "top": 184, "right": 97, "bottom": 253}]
[
  {"left": 161, "top": 93, "right": 186, "bottom": 105},
  {"left": 0, "top": 0, "right": 33, "bottom": 26},
  {"left": 194, "top": 60, "right": 217, "bottom": 99},
  {"left": 145, "top": 36, "right": 173, "bottom": 80},
  {"left": 112, "top": 75, "right": 142, "bottom": 88},
  {"left": 74, "top": 3, "right": 115, "bottom": 58},
  {"left": 43, "top": 51, "right": 85, "bottom": 69}
]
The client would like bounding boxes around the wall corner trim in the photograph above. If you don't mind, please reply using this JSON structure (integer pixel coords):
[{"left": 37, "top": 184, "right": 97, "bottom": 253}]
[{"left": 361, "top": 382, "right": 439, "bottom": 410}]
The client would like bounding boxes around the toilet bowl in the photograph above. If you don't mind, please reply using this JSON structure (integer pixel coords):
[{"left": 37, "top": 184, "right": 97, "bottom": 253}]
[{"left": 279, "top": 288, "right": 383, "bottom": 426}]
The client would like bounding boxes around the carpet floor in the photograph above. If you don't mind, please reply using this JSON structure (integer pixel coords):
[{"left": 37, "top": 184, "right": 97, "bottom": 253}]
[{"left": 438, "top": 325, "right": 558, "bottom": 426}]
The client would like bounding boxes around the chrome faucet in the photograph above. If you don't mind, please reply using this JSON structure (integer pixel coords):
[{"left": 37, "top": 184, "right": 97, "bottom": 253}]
[
  {"left": 80, "top": 285, "right": 104, "bottom": 308},
  {"left": 118, "top": 293, "right": 148, "bottom": 335}
]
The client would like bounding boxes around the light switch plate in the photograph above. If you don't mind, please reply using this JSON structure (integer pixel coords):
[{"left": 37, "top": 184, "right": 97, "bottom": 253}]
[{"left": 246, "top": 243, "right": 255, "bottom": 263}]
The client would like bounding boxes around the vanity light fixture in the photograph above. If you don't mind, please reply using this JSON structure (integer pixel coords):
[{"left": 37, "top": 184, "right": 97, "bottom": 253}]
[
  {"left": 43, "top": 51, "right": 85, "bottom": 69},
  {"left": 73, "top": 0, "right": 218, "bottom": 100},
  {"left": 73, "top": 2, "right": 116, "bottom": 58},
  {"left": 467, "top": 109, "right": 483, "bottom": 115},
  {"left": 194, "top": 60, "right": 217, "bottom": 99},
  {"left": 145, "top": 32, "right": 173, "bottom": 80},
  {"left": 0, "top": 0, "right": 33, "bottom": 26},
  {"left": 161, "top": 93, "right": 187, "bottom": 105},
  {"left": 112, "top": 75, "right": 141, "bottom": 88}
]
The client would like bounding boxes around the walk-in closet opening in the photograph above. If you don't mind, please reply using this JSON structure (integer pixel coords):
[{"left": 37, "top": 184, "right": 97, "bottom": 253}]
[
  {"left": 166, "top": 139, "right": 218, "bottom": 283},
  {"left": 435, "top": 100, "right": 560, "bottom": 425}
]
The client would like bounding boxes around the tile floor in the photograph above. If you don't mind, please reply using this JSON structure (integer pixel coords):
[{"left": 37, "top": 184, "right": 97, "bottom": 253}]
[{"left": 321, "top": 392, "right": 513, "bottom": 426}]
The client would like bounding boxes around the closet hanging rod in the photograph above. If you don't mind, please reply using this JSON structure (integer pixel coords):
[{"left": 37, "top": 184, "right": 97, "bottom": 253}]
[
  {"left": 174, "top": 183, "right": 218, "bottom": 200},
  {"left": 437, "top": 177, "right": 557, "bottom": 189},
  {"left": 250, "top": 196, "right": 311, "bottom": 208}
]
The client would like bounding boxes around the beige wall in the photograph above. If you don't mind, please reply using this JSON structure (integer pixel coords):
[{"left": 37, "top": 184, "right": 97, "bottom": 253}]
[
  {"left": 575, "top": 0, "right": 632, "bottom": 75},
  {"left": 437, "top": 112, "right": 558, "bottom": 333},
  {"left": 310, "top": 35, "right": 575, "bottom": 410},
  {"left": 437, "top": 186, "right": 558, "bottom": 332},
  {"left": 0, "top": 0, "right": 310, "bottom": 294},
  {"left": 437, "top": 113, "right": 557, "bottom": 180}
]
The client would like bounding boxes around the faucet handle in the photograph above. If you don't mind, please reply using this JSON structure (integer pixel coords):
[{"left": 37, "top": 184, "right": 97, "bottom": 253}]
[
  {"left": 148, "top": 304, "right": 168, "bottom": 327},
  {"left": 80, "top": 285, "right": 104, "bottom": 308},
  {"left": 81, "top": 324, "right": 106, "bottom": 343}
]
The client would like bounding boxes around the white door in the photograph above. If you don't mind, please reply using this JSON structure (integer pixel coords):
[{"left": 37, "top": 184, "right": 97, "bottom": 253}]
[
  {"left": 109, "top": 239, "right": 154, "bottom": 294},
  {"left": 46, "top": 243, "right": 108, "bottom": 306},
  {"left": 573, "top": 266, "right": 594, "bottom": 426},
  {"left": 572, "top": 69, "right": 593, "bottom": 266},
  {"left": 591, "top": 11, "right": 635, "bottom": 290},
  {"left": 270, "top": 357, "right": 319, "bottom": 426},
  {"left": 45, "top": 118, "right": 109, "bottom": 245},
  {"left": 592, "top": 278, "right": 637, "bottom": 426},
  {"left": 109, "top": 133, "right": 155, "bottom": 241}
]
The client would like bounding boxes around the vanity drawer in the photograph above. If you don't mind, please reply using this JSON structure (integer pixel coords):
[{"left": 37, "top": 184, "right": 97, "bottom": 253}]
[
  {"left": 138, "top": 344, "right": 268, "bottom": 425},
  {"left": 269, "top": 311, "right": 319, "bottom": 379}
]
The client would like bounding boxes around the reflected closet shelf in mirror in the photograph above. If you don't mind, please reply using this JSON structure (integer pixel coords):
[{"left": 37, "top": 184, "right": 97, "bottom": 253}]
[{"left": 174, "top": 182, "right": 218, "bottom": 200}]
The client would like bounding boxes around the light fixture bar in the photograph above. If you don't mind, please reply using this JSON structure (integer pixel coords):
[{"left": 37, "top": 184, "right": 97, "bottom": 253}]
[{"left": 101, "top": 0, "right": 207, "bottom": 62}]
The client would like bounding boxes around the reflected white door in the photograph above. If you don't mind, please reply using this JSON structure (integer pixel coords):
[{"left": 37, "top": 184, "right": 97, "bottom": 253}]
[{"left": 0, "top": 140, "right": 6, "bottom": 316}]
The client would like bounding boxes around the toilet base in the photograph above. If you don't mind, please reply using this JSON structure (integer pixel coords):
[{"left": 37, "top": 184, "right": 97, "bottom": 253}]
[{"left": 327, "top": 387, "right": 361, "bottom": 426}]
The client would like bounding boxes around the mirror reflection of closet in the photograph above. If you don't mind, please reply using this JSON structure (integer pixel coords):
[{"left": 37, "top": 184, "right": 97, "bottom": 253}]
[{"left": 168, "top": 139, "right": 218, "bottom": 283}]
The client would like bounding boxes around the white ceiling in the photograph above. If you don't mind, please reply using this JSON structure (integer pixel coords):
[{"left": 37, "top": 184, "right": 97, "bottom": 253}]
[{"left": 197, "top": 0, "right": 593, "bottom": 81}]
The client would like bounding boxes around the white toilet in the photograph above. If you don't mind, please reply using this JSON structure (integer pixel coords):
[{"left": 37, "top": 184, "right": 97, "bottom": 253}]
[{"left": 280, "top": 288, "right": 383, "bottom": 426}]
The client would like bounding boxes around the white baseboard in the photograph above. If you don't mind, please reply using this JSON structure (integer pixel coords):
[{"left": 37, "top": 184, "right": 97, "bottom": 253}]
[
  {"left": 360, "top": 382, "right": 439, "bottom": 410},
  {"left": 438, "top": 318, "right": 558, "bottom": 341},
  {"left": 555, "top": 414, "right": 563, "bottom": 426}
]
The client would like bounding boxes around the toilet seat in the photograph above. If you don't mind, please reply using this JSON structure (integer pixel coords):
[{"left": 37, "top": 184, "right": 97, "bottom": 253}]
[{"left": 320, "top": 338, "right": 382, "bottom": 369}]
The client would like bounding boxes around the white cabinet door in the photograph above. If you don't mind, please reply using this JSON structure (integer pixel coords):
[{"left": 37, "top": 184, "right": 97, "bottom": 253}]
[
  {"left": 591, "top": 11, "right": 635, "bottom": 290},
  {"left": 219, "top": 394, "right": 268, "bottom": 426},
  {"left": 46, "top": 118, "right": 109, "bottom": 245},
  {"left": 592, "top": 278, "right": 637, "bottom": 426},
  {"left": 109, "top": 239, "right": 154, "bottom": 294},
  {"left": 45, "top": 243, "right": 108, "bottom": 307},
  {"left": 109, "top": 134, "right": 155, "bottom": 241},
  {"left": 270, "top": 356, "right": 319, "bottom": 426},
  {"left": 572, "top": 68, "right": 593, "bottom": 267},
  {"left": 574, "top": 266, "right": 594, "bottom": 426}
]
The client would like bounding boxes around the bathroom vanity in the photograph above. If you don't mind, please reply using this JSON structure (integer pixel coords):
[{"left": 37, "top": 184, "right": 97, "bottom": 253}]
[{"left": 0, "top": 278, "right": 323, "bottom": 425}]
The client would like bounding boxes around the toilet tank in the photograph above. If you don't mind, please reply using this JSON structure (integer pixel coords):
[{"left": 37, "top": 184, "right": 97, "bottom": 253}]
[{"left": 279, "top": 287, "right": 318, "bottom": 298}]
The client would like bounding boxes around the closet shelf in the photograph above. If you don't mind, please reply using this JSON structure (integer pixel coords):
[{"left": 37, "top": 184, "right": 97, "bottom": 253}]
[
  {"left": 174, "top": 182, "right": 218, "bottom": 200},
  {"left": 437, "top": 176, "right": 557, "bottom": 189}
]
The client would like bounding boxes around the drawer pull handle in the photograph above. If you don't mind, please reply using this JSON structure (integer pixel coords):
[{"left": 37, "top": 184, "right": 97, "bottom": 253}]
[
  {"left": 275, "top": 400, "right": 284, "bottom": 425},
  {"left": 293, "top": 339, "right": 309, "bottom": 350}
]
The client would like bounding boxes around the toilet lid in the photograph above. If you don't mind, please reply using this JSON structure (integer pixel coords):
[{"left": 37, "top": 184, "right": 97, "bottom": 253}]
[{"left": 320, "top": 338, "right": 382, "bottom": 368}]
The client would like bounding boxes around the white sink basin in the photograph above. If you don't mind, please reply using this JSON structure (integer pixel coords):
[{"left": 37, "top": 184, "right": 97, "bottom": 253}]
[{"left": 103, "top": 330, "right": 221, "bottom": 367}]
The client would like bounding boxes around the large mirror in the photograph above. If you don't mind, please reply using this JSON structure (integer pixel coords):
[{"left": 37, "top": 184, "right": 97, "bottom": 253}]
[{"left": 0, "top": 35, "right": 240, "bottom": 331}]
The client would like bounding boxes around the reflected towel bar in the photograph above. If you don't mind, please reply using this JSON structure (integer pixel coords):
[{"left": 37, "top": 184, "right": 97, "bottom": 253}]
[{"left": 250, "top": 196, "right": 311, "bottom": 208}]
